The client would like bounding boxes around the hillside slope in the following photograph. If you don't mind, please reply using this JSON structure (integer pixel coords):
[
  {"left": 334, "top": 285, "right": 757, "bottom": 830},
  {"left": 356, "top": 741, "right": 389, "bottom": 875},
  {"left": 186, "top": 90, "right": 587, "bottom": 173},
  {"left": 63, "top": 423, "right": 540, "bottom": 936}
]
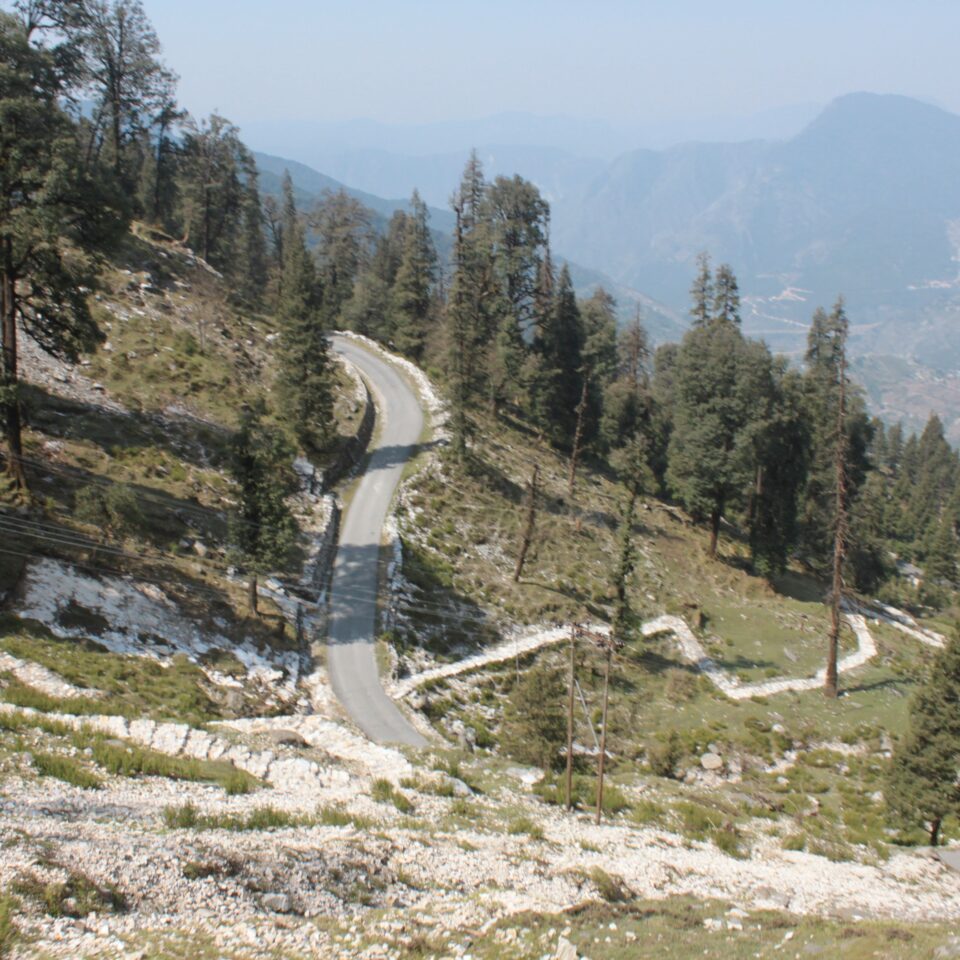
[{"left": 2, "top": 244, "right": 960, "bottom": 958}]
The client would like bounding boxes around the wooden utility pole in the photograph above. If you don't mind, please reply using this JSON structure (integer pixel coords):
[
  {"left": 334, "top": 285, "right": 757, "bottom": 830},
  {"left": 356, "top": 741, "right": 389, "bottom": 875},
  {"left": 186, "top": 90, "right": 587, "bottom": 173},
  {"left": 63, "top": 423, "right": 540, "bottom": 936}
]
[
  {"left": 825, "top": 343, "right": 848, "bottom": 699},
  {"left": 595, "top": 637, "right": 616, "bottom": 825},
  {"left": 568, "top": 377, "right": 589, "bottom": 497},
  {"left": 513, "top": 465, "right": 539, "bottom": 582},
  {"left": 565, "top": 622, "right": 577, "bottom": 810}
]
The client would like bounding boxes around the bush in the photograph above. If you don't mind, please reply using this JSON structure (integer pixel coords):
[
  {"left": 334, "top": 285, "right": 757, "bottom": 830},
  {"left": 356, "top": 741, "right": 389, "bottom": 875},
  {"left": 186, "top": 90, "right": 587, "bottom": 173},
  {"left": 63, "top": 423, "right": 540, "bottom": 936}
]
[
  {"left": 12, "top": 871, "right": 125, "bottom": 918},
  {"left": 647, "top": 729, "right": 683, "bottom": 778},
  {"left": 163, "top": 802, "right": 200, "bottom": 829},
  {"left": 589, "top": 866, "right": 630, "bottom": 902},
  {"left": 74, "top": 483, "right": 143, "bottom": 540},
  {"left": 783, "top": 833, "right": 806, "bottom": 851},
  {"left": 499, "top": 661, "right": 567, "bottom": 770}
]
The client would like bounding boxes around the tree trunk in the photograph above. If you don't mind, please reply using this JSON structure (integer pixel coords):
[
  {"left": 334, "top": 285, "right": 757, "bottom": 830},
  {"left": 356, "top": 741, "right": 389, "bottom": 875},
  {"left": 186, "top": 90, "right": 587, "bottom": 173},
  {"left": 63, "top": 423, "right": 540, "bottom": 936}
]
[
  {"left": 568, "top": 377, "right": 589, "bottom": 497},
  {"left": 595, "top": 647, "right": 612, "bottom": 825},
  {"left": 513, "top": 465, "right": 539, "bottom": 582},
  {"left": 1, "top": 242, "right": 26, "bottom": 490},
  {"left": 930, "top": 816, "right": 942, "bottom": 847},
  {"left": 708, "top": 505, "right": 722, "bottom": 558},
  {"left": 248, "top": 573, "right": 259, "bottom": 616},
  {"left": 826, "top": 347, "right": 848, "bottom": 699}
]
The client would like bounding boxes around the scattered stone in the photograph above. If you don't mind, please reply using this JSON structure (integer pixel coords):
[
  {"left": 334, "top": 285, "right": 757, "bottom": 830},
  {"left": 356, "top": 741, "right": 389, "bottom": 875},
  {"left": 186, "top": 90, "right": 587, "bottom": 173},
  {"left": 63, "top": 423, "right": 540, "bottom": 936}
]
[
  {"left": 266, "top": 729, "right": 309, "bottom": 748},
  {"left": 700, "top": 752, "right": 723, "bottom": 771},
  {"left": 556, "top": 936, "right": 579, "bottom": 960},
  {"left": 261, "top": 893, "right": 292, "bottom": 914}
]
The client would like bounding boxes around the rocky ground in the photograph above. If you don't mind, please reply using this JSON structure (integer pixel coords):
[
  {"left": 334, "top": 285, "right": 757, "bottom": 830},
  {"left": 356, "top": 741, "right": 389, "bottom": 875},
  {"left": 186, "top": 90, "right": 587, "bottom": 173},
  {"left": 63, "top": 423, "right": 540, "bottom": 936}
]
[{"left": 3, "top": 667, "right": 960, "bottom": 960}]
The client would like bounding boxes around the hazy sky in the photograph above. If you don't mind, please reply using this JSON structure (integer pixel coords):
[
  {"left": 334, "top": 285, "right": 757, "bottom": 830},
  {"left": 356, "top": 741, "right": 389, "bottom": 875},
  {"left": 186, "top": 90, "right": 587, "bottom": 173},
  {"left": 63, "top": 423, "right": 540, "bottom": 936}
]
[{"left": 140, "top": 0, "right": 960, "bottom": 131}]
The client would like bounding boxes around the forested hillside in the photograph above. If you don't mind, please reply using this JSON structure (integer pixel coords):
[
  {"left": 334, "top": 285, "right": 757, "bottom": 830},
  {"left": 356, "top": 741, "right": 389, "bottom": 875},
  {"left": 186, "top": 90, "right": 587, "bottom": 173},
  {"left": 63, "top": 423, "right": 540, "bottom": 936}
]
[{"left": 3, "top": 3, "right": 960, "bottom": 958}]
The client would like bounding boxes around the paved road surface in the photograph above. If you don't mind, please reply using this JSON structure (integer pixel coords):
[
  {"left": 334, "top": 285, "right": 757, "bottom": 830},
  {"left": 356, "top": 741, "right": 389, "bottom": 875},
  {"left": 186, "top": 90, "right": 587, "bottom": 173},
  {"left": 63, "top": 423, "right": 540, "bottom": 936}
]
[{"left": 325, "top": 335, "right": 427, "bottom": 747}]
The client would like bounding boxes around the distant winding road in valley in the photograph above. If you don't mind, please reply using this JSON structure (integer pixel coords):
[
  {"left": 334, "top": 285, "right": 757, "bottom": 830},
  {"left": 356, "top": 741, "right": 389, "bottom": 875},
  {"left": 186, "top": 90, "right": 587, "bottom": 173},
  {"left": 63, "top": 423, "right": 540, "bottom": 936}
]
[{"left": 326, "top": 335, "right": 427, "bottom": 747}]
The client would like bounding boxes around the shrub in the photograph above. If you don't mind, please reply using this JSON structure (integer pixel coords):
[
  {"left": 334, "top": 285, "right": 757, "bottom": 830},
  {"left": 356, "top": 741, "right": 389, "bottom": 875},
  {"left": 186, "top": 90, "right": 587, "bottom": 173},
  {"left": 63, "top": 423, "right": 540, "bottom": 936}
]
[
  {"left": 163, "top": 802, "right": 199, "bottom": 829},
  {"left": 12, "top": 871, "right": 125, "bottom": 918},
  {"left": 647, "top": 730, "right": 683, "bottom": 778},
  {"left": 589, "top": 866, "right": 630, "bottom": 902},
  {"left": 499, "top": 661, "right": 567, "bottom": 770},
  {"left": 74, "top": 483, "right": 143, "bottom": 540},
  {"left": 783, "top": 833, "right": 806, "bottom": 851}
]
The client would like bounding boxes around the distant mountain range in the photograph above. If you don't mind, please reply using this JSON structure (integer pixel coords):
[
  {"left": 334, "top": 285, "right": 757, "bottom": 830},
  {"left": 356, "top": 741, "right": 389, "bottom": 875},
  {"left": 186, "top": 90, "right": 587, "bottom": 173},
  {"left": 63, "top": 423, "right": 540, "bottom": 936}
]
[
  {"left": 256, "top": 94, "right": 960, "bottom": 441},
  {"left": 253, "top": 151, "right": 687, "bottom": 344}
]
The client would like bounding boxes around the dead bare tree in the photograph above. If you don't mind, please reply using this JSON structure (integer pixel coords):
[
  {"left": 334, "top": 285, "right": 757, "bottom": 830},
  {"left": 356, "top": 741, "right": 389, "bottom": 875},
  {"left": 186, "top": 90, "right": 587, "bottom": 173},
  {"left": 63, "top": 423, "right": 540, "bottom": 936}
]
[
  {"left": 568, "top": 376, "right": 589, "bottom": 497},
  {"left": 513, "top": 464, "right": 539, "bottom": 582}
]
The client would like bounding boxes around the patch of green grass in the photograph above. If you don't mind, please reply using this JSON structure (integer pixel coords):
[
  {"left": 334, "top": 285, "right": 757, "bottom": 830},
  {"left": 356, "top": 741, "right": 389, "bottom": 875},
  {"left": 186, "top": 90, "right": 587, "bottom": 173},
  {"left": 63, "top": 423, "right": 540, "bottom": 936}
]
[
  {"left": 30, "top": 751, "right": 102, "bottom": 790},
  {"left": 371, "top": 777, "right": 415, "bottom": 814},
  {"left": 0, "top": 677, "right": 125, "bottom": 717},
  {"left": 0, "top": 618, "right": 221, "bottom": 725},
  {"left": 630, "top": 798, "right": 666, "bottom": 826},
  {"left": 462, "top": 898, "right": 957, "bottom": 960},
  {"left": 0, "top": 892, "right": 20, "bottom": 958},
  {"left": 163, "top": 802, "right": 370, "bottom": 832},
  {"left": 506, "top": 816, "right": 545, "bottom": 840},
  {"left": 69, "top": 731, "right": 262, "bottom": 793},
  {"left": 316, "top": 806, "right": 375, "bottom": 830}
]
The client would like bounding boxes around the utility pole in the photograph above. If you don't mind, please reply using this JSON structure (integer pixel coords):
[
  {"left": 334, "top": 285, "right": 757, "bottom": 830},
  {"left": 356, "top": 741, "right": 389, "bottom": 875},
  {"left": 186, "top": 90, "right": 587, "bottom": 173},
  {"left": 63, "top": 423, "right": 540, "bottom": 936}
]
[
  {"left": 825, "top": 329, "right": 848, "bottom": 699},
  {"left": 565, "top": 622, "right": 577, "bottom": 810},
  {"left": 596, "top": 641, "right": 613, "bottom": 825},
  {"left": 513, "top": 465, "right": 539, "bottom": 582},
  {"left": 568, "top": 376, "right": 589, "bottom": 497},
  {"left": 570, "top": 625, "right": 616, "bottom": 823}
]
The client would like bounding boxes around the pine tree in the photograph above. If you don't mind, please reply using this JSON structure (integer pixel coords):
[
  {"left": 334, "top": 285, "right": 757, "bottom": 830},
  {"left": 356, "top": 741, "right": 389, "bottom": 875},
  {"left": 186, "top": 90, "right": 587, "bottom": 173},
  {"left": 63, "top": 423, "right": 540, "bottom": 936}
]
[
  {"left": 798, "top": 302, "right": 872, "bottom": 570},
  {"left": 233, "top": 157, "right": 268, "bottom": 309},
  {"left": 748, "top": 364, "right": 810, "bottom": 578},
  {"left": 390, "top": 190, "right": 436, "bottom": 361},
  {"left": 485, "top": 174, "right": 549, "bottom": 408},
  {"left": 887, "top": 632, "right": 960, "bottom": 845},
  {"left": 445, "top": 153, "right": 498, "bottom": 452},
  {"left": 310, "top": 188, "right": 374, "bottom": 326},
  {"left": 228, "top": 403, "right": 298, "bottom": 615},
  {"left": 275, "top": 175, "right": 333, "bottom": 454},
  {"left": 667, "top": 282, "right": 758, "bottom": 557},
  {"left": 499, "top": 659, "right": 567, "bottom": 770},
  {"left": 712, "top": 263, "right": 741, "bottom": 326},
  {"left": 1, "top": 11, "right": 127, "bottom": 488},
  {"left": 80, "top": 0, "right": 176, "bottom": 194},
  {"left": 179, "top": 114, "right": 246, "bottom": 270},
  {"left": 689, "top": 252, "right": 713, "bottom": 327},
  {"left": 535, "top": 264, "right": 584, "bottom": 446}
]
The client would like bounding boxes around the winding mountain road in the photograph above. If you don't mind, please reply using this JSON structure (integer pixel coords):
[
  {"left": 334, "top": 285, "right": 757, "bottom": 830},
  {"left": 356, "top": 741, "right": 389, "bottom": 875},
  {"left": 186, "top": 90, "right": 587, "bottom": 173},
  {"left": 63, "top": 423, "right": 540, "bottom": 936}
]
[{"left": 326, "top": 335, "right": 427, "bottom": 747}]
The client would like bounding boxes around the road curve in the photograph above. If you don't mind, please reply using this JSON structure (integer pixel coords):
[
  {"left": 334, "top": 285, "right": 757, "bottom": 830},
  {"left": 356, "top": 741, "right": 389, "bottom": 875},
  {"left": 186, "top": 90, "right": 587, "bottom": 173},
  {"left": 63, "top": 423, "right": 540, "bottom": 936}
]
[{"left": 325, "top": 335, "right": 427, "bottom": 747}]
